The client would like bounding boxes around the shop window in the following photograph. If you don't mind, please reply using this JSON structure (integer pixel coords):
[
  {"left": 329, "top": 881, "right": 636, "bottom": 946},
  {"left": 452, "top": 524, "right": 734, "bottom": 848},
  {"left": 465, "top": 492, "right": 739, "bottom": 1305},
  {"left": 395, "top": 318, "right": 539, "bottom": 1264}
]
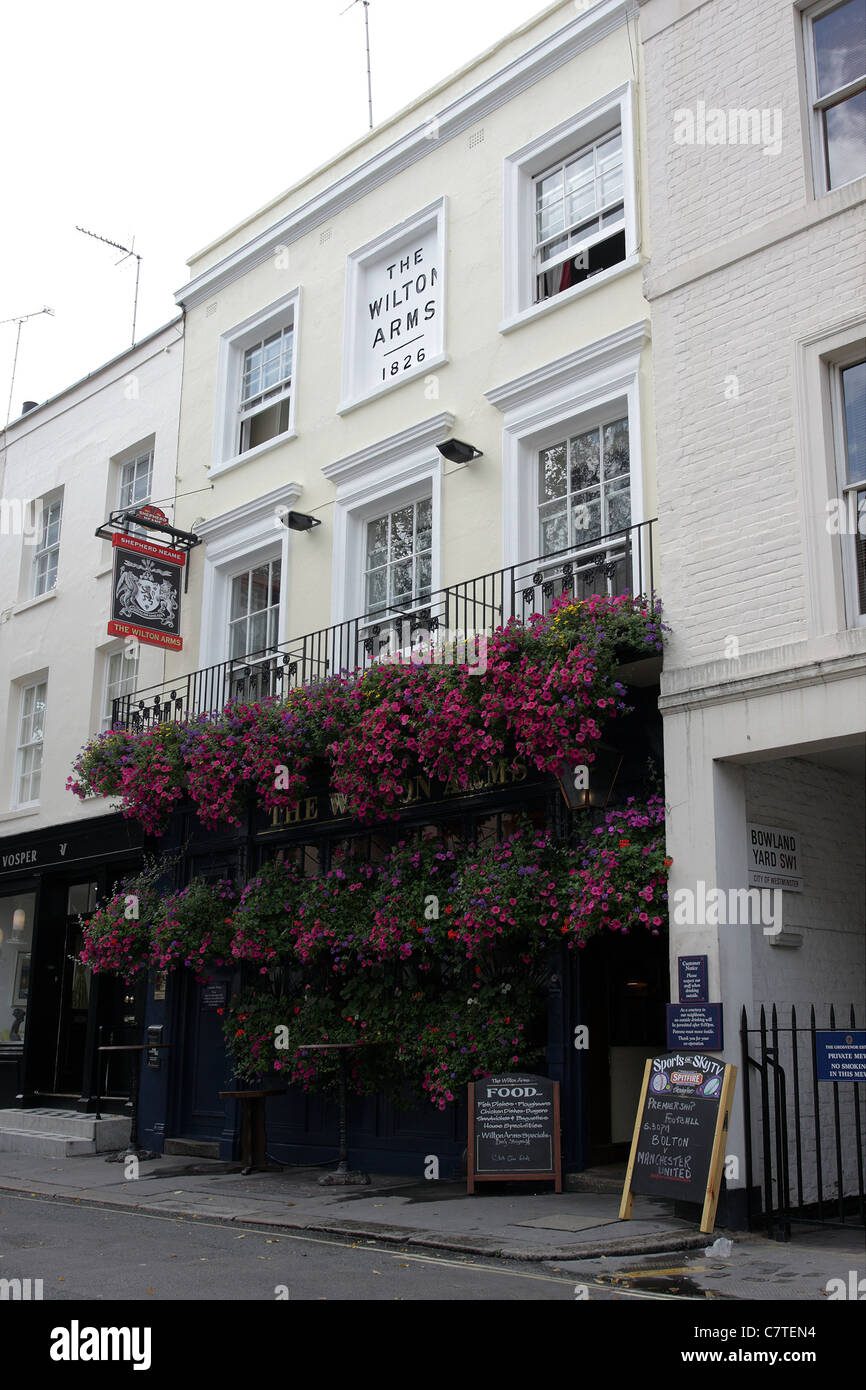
[{"left": 0, "top": 891, "right": 35, "bottom": 1043}]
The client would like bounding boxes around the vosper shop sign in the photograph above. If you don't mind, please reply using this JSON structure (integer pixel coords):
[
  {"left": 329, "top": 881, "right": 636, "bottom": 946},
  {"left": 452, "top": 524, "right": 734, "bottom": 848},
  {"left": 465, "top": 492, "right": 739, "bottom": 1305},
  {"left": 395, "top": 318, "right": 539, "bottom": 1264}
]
[{"left": 746, "top": 822, "right": 803, "bottom": 892}]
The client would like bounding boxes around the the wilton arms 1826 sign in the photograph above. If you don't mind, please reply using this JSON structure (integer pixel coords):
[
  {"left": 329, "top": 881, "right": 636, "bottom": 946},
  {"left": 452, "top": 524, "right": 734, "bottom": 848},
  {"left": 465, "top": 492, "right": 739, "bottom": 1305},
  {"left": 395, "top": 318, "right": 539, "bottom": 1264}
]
[{"left": 109, "top": 531, "right": 184, "bottom": 651}]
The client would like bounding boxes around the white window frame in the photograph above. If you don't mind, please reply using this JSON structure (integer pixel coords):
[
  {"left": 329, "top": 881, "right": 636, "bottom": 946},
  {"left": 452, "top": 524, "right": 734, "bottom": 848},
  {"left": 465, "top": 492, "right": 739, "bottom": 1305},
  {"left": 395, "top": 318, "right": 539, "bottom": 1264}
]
[
  {"left": 532, "top": 129, "right": 625, "bottom": 304},
  {"left": 363, "top": 496, "right": 434, "bottom": 622},
  {"left": 323, "top": 412, "right": 451, "bottom": 625},
  {"left": 32, "top": 491, "right": 63, "bottom": 597},
  {"left": 212, "top": 289, "right": 301, "bottom": 477},
  {"left": 15, "top": 678, "right": 47, "bottom": 808},
  {"left": 536, "top": 414, "right": 632, "bottom": 561},
  {"left": 101, "top": 645, "right": 139, "bottom": 733},
  {"left": 338, "top": 198, "right": 448, "bottom": 415},
  {"left": 196, "top": 483, "right": 302, "bottom": 670},
  {"left": 801, "top": 0, "right": 866, "bottom": 197},
  {"left": 228, "top": 557, "right": 283, "bottom": 663},
  {"left": 502, "top": 83, "right": 639, "bottom": 334},
  {"left": 118, "top": 446, "right": 154, "bottom": 513},
  {"left": 830, "top": 350, "right": 866, "bottom": 627},
  {"left": 485, "top": 321, "right": 648, "bottom": 571},
  {"left": 794, "top": 315, "right": 866, "bottom": 636}
]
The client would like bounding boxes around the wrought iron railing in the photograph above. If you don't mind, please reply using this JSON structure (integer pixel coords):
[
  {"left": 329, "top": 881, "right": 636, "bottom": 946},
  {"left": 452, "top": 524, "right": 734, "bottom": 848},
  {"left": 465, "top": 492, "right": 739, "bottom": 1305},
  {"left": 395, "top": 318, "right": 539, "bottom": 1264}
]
[{"left": 113, "top": 519, "right": 657, "bottom": 732}]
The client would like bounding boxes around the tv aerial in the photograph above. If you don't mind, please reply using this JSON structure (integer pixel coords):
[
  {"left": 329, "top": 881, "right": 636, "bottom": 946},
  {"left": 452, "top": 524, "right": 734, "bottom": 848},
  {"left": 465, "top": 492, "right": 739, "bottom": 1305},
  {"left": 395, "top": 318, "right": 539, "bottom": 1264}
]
[
  {"left": 341, "top": 0, "right": 374, "bottom": 130},
  {"left": 1, "top": 305, "right": 54, "bottom": 427},
  {"left": 76, "top": 225, "right": 143, "bottom": 348}
]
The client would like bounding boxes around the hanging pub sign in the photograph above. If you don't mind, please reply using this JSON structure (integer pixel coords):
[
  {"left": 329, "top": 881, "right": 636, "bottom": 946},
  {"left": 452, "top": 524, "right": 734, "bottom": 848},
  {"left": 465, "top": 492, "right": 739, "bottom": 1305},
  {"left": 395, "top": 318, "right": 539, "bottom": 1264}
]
[
  {"left": 620, "top": 1052, "right": 737, "bottom": 1233},
  {"left": 109, "top": 531, "right": 184, "bottom": 650},
  {"left": 97, "top": 504, "right": 201, "bottom": 653}
]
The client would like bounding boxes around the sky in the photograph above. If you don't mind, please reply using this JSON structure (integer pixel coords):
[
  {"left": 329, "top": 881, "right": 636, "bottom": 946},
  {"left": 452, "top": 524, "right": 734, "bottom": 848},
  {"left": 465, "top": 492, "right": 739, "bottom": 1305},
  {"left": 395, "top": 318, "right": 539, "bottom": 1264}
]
[{"left": 0, "top": 0, "right": 554, "bottom": 421}]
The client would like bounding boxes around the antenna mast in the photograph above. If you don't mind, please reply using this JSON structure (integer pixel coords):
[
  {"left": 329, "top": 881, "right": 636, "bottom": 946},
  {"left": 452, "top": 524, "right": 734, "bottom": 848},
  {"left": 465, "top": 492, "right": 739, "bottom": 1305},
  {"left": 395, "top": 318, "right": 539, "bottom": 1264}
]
[
  {"left": 76, "top": 225, "right": 142, "bottom": 347},
  {"left": 1, "top": 306, "right": 54, "bottom": 427},
  {"left": 342, "top": 0, "right": 374, "bottom": 130}
]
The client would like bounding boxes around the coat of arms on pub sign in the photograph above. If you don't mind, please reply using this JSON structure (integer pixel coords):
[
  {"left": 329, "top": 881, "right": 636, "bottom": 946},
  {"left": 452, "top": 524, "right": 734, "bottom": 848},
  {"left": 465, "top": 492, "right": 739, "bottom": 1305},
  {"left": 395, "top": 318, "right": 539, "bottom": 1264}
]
[{"left": 109, "top": 535, "right": 184, "bottom": 650}]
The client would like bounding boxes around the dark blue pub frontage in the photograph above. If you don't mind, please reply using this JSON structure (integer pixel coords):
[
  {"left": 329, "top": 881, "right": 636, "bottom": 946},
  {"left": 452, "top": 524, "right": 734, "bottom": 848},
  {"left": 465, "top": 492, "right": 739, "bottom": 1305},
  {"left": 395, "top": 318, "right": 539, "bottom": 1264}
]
[{"left": 133, "top": 676, "right": 667, "bottom": 1181}]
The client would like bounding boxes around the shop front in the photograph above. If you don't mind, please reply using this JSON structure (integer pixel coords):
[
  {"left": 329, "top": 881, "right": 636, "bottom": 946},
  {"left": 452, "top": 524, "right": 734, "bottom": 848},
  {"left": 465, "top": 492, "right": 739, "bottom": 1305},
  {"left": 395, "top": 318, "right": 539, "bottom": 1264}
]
[{"left": 0, "top": 815, "right": 144, "bottom": 1111}]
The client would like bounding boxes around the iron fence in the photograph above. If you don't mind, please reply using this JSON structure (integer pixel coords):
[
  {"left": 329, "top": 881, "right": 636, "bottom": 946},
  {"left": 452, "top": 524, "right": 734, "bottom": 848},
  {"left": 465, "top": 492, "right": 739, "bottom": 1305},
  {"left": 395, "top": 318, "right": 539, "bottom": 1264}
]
[{"left": 741, "top": 1003, "right": 865, "bottom": 1241}]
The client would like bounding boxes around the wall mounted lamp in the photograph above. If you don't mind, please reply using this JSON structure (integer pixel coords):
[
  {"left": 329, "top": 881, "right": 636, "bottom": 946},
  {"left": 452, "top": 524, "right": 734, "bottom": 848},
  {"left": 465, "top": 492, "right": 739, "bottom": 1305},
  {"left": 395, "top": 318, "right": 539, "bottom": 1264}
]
[{"left": 436, "top": 438, "right": 483, "bottom": 465}]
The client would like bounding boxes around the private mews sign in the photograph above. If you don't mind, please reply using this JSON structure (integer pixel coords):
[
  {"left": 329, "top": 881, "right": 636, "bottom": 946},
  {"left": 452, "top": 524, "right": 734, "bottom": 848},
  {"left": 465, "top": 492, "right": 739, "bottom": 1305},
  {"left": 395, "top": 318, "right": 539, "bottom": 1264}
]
[{"left": 341, "top": 199, "right": 446, "bottom": 410}]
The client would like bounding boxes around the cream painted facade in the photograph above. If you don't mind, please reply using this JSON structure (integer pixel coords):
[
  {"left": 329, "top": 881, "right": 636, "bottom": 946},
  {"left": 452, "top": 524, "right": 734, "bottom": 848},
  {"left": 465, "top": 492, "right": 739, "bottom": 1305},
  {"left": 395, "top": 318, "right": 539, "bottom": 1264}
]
[
  {"left": 164, "top": 0, "right": 657, "bottom": 693},
  {"left": 0, "top": 320, "right": 184, "bottom": 834}
]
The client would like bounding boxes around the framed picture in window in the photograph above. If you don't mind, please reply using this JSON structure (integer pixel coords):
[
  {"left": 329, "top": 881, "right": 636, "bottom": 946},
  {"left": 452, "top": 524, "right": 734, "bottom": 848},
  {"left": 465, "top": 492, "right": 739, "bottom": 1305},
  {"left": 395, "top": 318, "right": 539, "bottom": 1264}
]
[{"left": 13, "top": 951, "right": 30, "bottom": 1005}]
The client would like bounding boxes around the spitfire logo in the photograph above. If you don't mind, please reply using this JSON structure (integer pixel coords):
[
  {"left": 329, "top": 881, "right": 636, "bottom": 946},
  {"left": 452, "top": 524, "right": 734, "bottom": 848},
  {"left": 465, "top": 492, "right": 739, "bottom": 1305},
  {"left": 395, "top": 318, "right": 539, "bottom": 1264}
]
[{"left": 114, "top": 556, "right": 179, "bottom": 627}]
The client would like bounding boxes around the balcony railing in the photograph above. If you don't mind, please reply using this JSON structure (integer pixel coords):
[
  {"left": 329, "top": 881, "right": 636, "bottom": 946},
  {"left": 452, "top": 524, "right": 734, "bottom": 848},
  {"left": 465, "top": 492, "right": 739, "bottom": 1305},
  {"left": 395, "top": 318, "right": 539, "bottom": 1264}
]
[{"left": 113, "top": 519, "right": 657, "bottom": 732}]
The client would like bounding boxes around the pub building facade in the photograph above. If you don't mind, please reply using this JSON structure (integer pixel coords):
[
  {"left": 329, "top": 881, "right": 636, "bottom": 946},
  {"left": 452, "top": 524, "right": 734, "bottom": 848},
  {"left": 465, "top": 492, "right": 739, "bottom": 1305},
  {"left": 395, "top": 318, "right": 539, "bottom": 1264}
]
[
  {"left": 130, "top": 0, "right": 667, "bottom": 1177},
  {"left": 3, "top": 0, "right": 673, "bottom": 1182}
]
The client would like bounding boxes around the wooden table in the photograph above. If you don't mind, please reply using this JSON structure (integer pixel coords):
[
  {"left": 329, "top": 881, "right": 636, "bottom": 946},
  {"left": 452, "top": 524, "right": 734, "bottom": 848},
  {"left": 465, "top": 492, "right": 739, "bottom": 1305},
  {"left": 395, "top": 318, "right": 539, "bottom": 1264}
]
[{"left": 219, "top": 1087, "right": 286, "bottom": 1174}]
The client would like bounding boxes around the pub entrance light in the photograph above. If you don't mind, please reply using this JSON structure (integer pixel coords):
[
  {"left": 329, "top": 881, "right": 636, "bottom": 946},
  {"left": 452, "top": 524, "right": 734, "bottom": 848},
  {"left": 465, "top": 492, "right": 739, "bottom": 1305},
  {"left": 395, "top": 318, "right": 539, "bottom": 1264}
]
[
  {"left": 436, "top": 438, "right": 483, "bottom": 465},
  {"left": 556, "top": 742, "right": 624, "bottom": 812}
]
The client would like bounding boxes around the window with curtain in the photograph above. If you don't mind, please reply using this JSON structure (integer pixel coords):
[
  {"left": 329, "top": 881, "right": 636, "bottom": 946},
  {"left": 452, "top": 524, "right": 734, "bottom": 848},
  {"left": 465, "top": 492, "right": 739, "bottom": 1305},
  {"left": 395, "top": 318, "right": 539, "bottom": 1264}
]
[{"left": 533, "top": 128, "right": 625, "bottom": 302}]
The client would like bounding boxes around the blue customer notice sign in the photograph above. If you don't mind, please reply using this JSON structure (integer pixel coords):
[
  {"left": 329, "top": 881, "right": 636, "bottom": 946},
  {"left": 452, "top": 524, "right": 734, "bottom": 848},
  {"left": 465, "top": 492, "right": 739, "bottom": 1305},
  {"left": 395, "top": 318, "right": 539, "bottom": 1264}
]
[{"left": 815, "top": 1031, "right": 866, "bottom": 1083}]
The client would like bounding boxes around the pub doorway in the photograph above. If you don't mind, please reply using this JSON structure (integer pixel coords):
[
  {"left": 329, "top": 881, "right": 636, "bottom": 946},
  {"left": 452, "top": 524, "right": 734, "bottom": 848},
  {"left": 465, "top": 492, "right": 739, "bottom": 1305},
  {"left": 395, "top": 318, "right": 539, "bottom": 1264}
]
[
  {"left": 28, "top": 874, "right": 144, "bottom": 1105},
  {"left": 579, "top": 928, "right": 667, "bottom": 1166}
]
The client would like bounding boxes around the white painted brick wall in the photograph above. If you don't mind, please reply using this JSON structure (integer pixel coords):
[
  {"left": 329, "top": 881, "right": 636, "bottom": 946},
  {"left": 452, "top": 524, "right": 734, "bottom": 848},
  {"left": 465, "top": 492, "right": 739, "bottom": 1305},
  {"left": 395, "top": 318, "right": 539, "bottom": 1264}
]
[
  {"left": 642, "top": 0, "right": 806, "bottom": 267},
  {"left": 640, "top": 0, "right": 866, "bottom": 668}
]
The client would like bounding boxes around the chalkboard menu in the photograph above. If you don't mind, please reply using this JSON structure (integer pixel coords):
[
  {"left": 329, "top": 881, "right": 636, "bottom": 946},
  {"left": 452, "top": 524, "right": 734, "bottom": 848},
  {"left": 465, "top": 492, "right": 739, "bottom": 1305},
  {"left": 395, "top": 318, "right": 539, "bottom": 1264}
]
[
  {"left": 620, "top": 1052, "right": 737, "bottom": 1233},
  {"left": 467, "top": 1074, "right": 562, "bottom": 1193}
]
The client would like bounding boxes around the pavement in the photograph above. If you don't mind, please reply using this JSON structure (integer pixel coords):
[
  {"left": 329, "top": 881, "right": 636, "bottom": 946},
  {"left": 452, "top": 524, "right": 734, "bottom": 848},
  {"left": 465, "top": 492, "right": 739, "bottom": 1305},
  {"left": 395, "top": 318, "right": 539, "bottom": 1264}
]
[{"left": 0, "top": 1149, "right": 863, "bottom": 1299}]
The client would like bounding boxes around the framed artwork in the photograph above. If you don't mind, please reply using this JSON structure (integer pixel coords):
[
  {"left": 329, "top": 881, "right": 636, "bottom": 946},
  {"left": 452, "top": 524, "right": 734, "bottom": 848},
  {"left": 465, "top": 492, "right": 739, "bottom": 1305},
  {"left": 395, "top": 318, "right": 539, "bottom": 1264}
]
[{"left": 13, "top": 951, "right": 30, "bottom": 1005}]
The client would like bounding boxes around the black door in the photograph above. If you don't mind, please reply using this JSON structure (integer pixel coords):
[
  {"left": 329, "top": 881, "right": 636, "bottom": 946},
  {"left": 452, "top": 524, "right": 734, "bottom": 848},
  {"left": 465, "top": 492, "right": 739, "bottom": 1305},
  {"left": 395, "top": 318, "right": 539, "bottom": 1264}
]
[{"left": 581, "top": 929, "right": 667, "bottom": 1166}]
